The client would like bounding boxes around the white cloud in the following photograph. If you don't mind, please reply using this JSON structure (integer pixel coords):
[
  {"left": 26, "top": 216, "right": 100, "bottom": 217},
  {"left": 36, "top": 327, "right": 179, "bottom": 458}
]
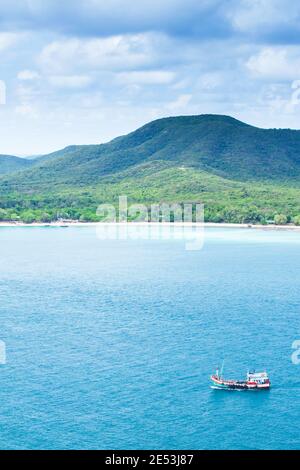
[
  {"left": 39, "top": 34, "right": 165, "bottom": 74},
  {"left": 0, "top": 32, "right": 21, "bottom": 52},
  {"left": 16, "top": 83, "right": 40, "bottom": 102},
  {"left": 230, "top": 0, "right": 300, "bottom": 32},
  {"left": 117, "top": 70, "right": 175, "bottom": 85},
  {"left": 197, "top": 72, "right": 223, "bottom": 90},
  {"left": 48, "top": 75, "right": 93, "bottom": 89},
  {"left": 172, "top": 79, "right": 190, "bottom": 90},
  {"left": 246, "top": 47, "right": 300, "bottom": 80},
  {"left": 15, "top": 103, "right": 39, "bottom": 118},
  {"left": 3, "top": 1, "right": 300, "bottom": 156},
  {"left": 167, "top": 94, "right": 192, "bottom": 110},
  {"left": 18, "top": 70, "right": 40, "bottom": 80}
]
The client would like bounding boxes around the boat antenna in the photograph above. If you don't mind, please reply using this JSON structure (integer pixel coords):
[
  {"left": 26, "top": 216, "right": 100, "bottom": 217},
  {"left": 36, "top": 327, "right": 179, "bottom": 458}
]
[{"left": 220, "top": 360, "right": 225, "bottom": 379}]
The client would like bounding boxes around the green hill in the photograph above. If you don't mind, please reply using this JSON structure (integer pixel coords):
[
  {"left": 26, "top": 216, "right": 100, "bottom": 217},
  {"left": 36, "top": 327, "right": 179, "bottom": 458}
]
[
  {"left": 0, "top": 154, "right": 33, "bottom": 175},
  {"left": 0, "top": 114, "right": 300, "bottom": 224}
]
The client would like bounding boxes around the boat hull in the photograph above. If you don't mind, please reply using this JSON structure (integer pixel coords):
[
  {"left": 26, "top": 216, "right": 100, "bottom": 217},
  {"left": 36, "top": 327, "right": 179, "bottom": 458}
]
[{"left": 211, "top": 375, "right": 270, "bottom": 391}]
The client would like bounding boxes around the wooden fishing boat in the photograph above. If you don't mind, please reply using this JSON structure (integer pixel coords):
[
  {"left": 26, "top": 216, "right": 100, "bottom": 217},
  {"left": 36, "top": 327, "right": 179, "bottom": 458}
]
[{"left": 211, "top": 365, "right": 270, "bottom": 390}]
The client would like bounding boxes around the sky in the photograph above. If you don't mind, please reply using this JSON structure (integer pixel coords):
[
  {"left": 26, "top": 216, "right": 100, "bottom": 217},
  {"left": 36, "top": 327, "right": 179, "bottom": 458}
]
[{"left": 0, "top": 0, "right": 300, "bottom": 155}]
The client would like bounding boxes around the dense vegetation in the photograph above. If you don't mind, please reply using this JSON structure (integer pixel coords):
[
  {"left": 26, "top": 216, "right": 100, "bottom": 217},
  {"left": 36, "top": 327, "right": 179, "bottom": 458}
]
[
  {"left": 0, "top": 154, "right": 33, "bottom": 175},
  {"left": 1, "top": 114, "right": 300, "bottom": 224}
]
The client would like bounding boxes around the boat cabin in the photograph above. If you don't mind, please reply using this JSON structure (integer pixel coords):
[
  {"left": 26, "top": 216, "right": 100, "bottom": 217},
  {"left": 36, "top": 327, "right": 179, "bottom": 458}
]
[{"left": 247, "top": 371, "right": 269, "bottom": 385}]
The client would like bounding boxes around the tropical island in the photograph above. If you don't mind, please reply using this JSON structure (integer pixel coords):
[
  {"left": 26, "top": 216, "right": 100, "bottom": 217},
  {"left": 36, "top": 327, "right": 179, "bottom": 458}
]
[{"left": 1, "top": 114, "right": 300, "bottom": 225}]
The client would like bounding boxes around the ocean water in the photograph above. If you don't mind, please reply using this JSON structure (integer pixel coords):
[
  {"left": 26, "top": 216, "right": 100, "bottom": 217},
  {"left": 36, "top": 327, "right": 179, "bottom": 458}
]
[{"left": 0, "top": 226, "right": 299, "bottom": 450}]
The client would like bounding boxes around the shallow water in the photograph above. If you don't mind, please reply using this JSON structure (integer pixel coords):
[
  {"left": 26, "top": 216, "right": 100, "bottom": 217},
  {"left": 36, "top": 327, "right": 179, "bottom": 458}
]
[{"left": 0, "top": 226, "right": 299, "bottom": 449}]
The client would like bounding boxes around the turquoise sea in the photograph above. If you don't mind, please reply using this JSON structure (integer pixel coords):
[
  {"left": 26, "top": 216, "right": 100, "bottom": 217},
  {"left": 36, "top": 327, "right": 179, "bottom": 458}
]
[{"left": 0, "top": 226, "right": 299, "bottom": 450}]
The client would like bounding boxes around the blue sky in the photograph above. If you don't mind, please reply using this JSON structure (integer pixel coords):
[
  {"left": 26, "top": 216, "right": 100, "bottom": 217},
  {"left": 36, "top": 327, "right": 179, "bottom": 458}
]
[{"left": 0, "top": 0, "right": 300, "bottom": 155}]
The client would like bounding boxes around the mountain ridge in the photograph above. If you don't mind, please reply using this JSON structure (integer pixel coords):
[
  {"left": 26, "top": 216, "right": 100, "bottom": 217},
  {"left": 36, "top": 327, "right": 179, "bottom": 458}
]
[
  {"left": 0, "top": 154, "right": 34, "bottom": 175},
  {"left": 1, "top": 114, "right": 300, "bottom": 224},
  {"left": 2, "top": 114, "right": 300, "bottom": 188}
]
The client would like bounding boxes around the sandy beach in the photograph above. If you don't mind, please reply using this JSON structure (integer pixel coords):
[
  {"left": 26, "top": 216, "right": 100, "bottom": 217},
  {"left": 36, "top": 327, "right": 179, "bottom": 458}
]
[{"left": 1, "top": 221, "right": 300, "bottom": 230}]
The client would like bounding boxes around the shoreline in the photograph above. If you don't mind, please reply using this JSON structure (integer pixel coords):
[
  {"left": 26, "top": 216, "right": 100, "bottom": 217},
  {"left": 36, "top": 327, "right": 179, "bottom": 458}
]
[{"left": 1, "top": 221, "right": 300, "bottom": 231}]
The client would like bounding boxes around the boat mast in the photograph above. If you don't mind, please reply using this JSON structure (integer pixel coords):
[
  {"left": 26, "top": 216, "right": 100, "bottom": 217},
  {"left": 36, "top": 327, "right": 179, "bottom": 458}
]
[{"left": 220, "top": 360, "right": 225, "bottom": 379}]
